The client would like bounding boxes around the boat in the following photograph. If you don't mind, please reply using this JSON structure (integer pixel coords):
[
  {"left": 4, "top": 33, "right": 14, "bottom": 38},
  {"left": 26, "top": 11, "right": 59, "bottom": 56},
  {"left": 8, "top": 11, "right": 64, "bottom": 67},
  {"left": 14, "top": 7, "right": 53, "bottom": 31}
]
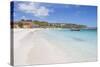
[{"left": 70, "top": 28, "right": 80, "bottom": 31}]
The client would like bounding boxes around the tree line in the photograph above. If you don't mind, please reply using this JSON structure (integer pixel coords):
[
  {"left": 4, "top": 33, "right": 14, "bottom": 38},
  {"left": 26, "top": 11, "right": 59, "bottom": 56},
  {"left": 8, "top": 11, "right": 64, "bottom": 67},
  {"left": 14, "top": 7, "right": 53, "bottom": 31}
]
[{"left": 32, "top": 20, "right": 87, "bottom": 29}]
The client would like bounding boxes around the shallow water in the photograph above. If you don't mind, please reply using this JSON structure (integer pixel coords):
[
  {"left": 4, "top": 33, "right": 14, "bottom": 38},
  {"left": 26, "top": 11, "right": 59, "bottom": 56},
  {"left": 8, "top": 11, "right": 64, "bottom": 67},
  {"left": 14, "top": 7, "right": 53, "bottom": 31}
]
[
  {"left": 40, "top": 29, "right": 97, "bottom": 61},
  {"left": 42, "top": 29, "right": 97, "bottom": 45}
]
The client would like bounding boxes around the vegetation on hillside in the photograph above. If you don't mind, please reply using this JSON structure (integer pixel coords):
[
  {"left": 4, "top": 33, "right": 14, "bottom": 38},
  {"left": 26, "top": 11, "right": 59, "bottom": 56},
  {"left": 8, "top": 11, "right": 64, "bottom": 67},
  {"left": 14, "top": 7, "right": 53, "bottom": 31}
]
[
  {"left": 32, "top": 20, "right": 87, "bottom": 29},
  {"left": 18, "top": 22, "right": 23, "bottom": 28},
  {"left": 13, "top": 19, "right": 87, "bottom": 29},
  {"left": 32, "top": 20, "right": 48, "bottom": 27}
]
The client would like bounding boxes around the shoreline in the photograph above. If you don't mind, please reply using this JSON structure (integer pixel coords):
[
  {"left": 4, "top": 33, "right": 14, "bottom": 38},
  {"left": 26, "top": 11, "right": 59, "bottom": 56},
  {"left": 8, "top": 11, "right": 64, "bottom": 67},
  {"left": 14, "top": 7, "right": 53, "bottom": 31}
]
[
  {"left": 14, "top": 29, "right": 68, "bottom": 65},
  {"left": 13, "top": 28, "right": 97, "bottom": 65}
]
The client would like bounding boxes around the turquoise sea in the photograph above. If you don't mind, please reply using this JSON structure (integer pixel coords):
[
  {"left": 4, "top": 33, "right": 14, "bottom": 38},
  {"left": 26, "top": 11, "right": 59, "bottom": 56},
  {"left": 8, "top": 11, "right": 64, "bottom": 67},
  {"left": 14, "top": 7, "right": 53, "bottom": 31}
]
[
  {"left": 40, "top": 29, "right": 97, "bottom": 61},
  {"left": 43, "top": 29, "right": 97, "bottom": 45}
]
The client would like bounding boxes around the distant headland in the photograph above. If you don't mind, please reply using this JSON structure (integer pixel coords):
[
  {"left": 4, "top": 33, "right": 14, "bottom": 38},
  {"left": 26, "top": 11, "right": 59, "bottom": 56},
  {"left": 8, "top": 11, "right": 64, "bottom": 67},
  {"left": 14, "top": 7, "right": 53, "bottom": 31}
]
[{"left": 11, "top": 19, "right": 94, "bottom": 30}]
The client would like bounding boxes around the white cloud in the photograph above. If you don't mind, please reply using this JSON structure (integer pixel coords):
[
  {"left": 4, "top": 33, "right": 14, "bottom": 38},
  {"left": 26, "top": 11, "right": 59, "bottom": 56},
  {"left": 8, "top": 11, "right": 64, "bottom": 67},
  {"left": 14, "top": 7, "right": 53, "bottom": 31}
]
[
  {"left": 34, "top": 6, "right": 49, "bottom": 17},
  {"left": 17, "top": 2, "right": 51, "bottom": 18},
  {"left": 21, "top": 16, "right": 27, "bottom": 19},
  {"left": 13, "top": 12, "right": 16, "bottom": 17}
]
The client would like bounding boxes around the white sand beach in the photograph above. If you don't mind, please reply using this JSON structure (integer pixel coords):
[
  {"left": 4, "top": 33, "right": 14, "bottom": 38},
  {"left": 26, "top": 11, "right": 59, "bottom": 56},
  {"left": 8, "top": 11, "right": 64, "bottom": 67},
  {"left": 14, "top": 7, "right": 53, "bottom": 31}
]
[
  {"left": 13, "top": 29, "right": 97, "bottom": 66},
  {"left": 14, "top": 29, "right": 68, "bottom": 65}
]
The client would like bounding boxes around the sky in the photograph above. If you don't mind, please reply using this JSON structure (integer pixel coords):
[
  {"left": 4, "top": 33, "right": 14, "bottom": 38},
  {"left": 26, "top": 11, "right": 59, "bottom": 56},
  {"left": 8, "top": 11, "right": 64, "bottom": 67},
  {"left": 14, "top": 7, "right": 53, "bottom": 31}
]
[{"left": 12, "top": 1, "right": 97, "bottom": 27}]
